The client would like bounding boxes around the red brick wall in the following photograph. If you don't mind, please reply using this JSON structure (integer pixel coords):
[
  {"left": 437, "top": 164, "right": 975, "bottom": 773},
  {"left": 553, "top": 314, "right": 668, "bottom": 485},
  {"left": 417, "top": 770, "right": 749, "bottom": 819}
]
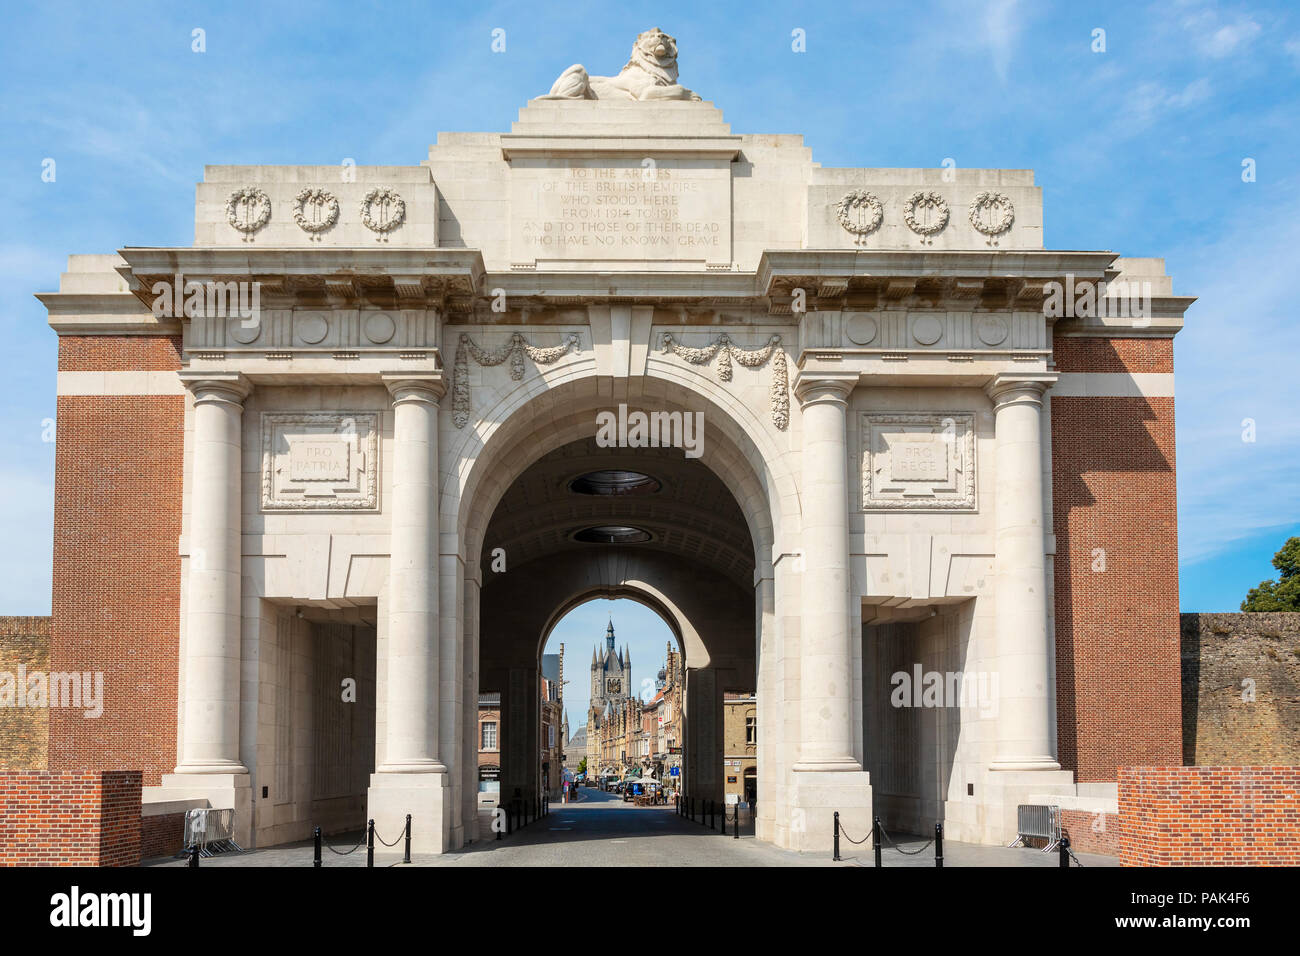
[
  {"left": 1051, "top": 336, "right": 1182, "bottom": 781},
  {"left": 1119, "top": 767, "right": 1300, "bottom": 866},
  {"left": 0, "top": 770, "right": 141, "bottom": 866},
  {"left": 140, "top": 812, "right": 184, "bottom": 860},
  {"left": 49, "top": 335, "right": 184, "bottom": 785},
  {"left": 1060, "top": 808, "right": 1121, "bottom": 856}
]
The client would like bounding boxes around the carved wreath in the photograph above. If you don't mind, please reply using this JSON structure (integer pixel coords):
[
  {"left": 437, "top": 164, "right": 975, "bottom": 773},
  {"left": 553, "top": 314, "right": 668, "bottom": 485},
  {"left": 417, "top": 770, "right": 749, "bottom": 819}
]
[
  {"left": 225, "top": 187, "right": 271, "bottom": 238},
  {"left": 452, "top": 331, "right": 582, "bottom": 428},
  {"left": 968, "top": 192, "right": 1014, "bottom": 245},
  {"left": 903, "top": 191, "right": 949, "bottom": 244},
  {"left": 292, "top": 188, "right": 339, "bottom": 236},
  {"left": 360, "top": 187, "right": 406, "bottom": 235},
  {"left": 834, "top": 190, "right": 884, "bottom": 245},
  {"left": 660, "top": 332, "right": 789, "bottom": 430}
]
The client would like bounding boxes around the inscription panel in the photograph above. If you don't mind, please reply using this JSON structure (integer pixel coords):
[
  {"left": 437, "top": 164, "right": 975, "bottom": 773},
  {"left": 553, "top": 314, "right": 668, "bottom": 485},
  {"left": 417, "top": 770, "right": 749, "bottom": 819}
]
[
  {"left": 261, "top": 412, "right": 379, "bottom": 511},
  {"left": 861, "top": 412, "right": 976, "bottom": 511},
  {"left": 510, "top": 159, "right": 731, "bottom": 265}
]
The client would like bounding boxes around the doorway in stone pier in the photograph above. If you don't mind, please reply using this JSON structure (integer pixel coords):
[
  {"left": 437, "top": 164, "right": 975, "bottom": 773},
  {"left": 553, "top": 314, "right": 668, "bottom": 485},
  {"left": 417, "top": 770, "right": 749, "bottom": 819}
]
[{"left": 472, "top": 437, "right": 758, "bottom": 841}]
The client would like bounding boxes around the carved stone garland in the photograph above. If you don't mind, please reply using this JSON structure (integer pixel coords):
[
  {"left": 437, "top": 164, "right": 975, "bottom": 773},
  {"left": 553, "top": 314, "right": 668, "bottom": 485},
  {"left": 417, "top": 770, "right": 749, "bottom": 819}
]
[
  {"left": 902, "top": 190, "right": 949, "bottom": 244},
  {"left": 968, "top": 191, "right": 1015, "bottom": 246},
  {"left": 360, "top": 187, "right": 406, "bottom": 239},
  {"left": 452, "top": 331, "right": 582, "bottom": 428},
  {"left": 226, "top": 187, "right": 271, "bottom": 240},
  {"left": 834, "top": 190, "right": 884, "bottom": 246},
  {"left": 660, "top": 332, "right": 789, "bottom": 430},
  {"left": 293, "top": 188, "right": 339, "bottom": 239}
]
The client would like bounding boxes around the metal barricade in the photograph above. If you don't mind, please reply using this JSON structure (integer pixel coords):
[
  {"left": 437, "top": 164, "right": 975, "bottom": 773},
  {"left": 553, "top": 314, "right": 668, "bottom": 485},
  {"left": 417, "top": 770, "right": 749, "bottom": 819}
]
[
  {"left": 1007, "top": 804, "right": 1061, "bottom": 852},
  {"left": 182, "top": 808, "right": 242, "bottom": 857}
]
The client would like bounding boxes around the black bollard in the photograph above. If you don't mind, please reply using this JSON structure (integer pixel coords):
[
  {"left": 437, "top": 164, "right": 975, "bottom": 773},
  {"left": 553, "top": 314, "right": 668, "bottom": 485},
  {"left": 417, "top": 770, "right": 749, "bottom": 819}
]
[
  {"left": 873, "top": 816, "right": 882, "bottom": 868},
  {"left": 935, "top": 822, "right": 943, "bottom": 868},
  {"left": 734, "top": 803, "right": 740, "bottom": 840},
  {"left": 722, "top": 801, "right": 728, "bottom": 836},
  {"left": 189, "top": 843, "right": 200, "bottom": 868},
  {"left": 366, "top": 818, "right": 375, "bottom": 868},
  {"left": 497, "top": 807, "right": 503, "bottom": 840},
  {"left": 1059, "top": 836, "right": 1070, "bottom": 868},
  {"left": 833, "top": 811, "right": 841, "bottom": 862},
  {"left": 314, "top": 827, "right": 322, "bottom": 868},
  {"left": 404, "top": 814, "right": 412, "bottom": 864},
  {"left": 709, "top": 800, "right": 715, "bottom": 830}
]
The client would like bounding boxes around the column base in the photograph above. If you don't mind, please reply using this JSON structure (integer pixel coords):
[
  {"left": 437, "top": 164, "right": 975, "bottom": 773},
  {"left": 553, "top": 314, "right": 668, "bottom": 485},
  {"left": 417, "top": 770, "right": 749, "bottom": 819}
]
[
  {"left": 946, "top": 769, "right": 1076, "bottom": 845},
  {"left": 367, "top": 771, "right": 451, "bottom": 855},
  {"left": 990, "top": 756, "right": 1062, "bottom": 772},
  {"left": 789, "top": 769, "right": 872, "bottom": 854},
  {"left": 154, "top": 772, "right": 253, "bottom": 849}
]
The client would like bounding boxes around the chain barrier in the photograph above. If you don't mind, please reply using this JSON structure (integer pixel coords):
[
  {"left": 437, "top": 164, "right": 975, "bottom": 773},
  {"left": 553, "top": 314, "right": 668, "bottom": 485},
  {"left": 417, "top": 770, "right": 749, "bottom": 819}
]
[
  {"left": 373, "top": 827, "right": 404, "bottom": 848},
  {"left": 835, "top": 817, "right": 871, "bottom": 845},
  {"left": 322, "top": 832, "right": 365, "bottom": 856},
  {"left": 878, "top": 823, "right": 935, "bottom": 856}
]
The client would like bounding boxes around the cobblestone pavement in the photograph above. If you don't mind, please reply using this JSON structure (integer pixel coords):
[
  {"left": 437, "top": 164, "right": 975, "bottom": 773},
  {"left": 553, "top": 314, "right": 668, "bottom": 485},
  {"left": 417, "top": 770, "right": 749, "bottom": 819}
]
[{"left": 145, "top": 788, "right": 1118, "bottom": 867}]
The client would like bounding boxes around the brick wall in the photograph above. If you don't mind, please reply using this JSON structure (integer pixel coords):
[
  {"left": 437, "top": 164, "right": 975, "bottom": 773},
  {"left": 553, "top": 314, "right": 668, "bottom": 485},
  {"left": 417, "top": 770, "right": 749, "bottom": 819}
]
[
  {"left": 140, "top": 812, "right": 185, "bottom": 860},
  {"left": 0, "top": 770, "right": 142, "bottom": 866},
  {"left": 49, "top": 335, "right": 184, "bottom": 786},
  {"left": 1182, "top": 612, "right": 1300, "bottom": 765},
  {"left": 1051, "top": 336, "right": 1182, "bottom": 780},
  {"left": 1119, "top": 766, "right": 1300, "bottom": 866},
  {"left": 1060, "top": 808, "right": 1121, "bottom": 856},
  {"left": 0, "top": 617, "right": 51, "bottom": 769}
]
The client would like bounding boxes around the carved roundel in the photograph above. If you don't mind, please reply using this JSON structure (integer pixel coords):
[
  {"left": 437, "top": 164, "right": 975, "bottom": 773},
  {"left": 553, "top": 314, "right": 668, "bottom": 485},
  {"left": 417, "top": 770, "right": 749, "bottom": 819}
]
[
  {"left": 225, "top": 187, "right": 271, "bottom": 240},
  {"left": 360, "top": 187, "right": 406, "bottom": 237},
  {"left": 844, "top": 312, "right": 878, "bottom": 346},
  {"left": 295, "top": 312, "right": 329, "bottom": 345},
  {"left": 293, "top": 188, "right": 339, "bottom": 238},
  {"left": 969, "top": 192, "right": 1015, "bottom": 245},
  {"left": 903, "top": 191, "right": 949, "bottom": 244},
  {"left": 834, "top": 190, "right": 884, "bottom": 245},
  {"left": 975, "top": 314, "right": 1009, "bottom": 346},
  {"left": 912, "top": 315, "right": 944, "bottom": 345},
  {"left": 363, "top": 312, "right": 396, "bottom": 344}
]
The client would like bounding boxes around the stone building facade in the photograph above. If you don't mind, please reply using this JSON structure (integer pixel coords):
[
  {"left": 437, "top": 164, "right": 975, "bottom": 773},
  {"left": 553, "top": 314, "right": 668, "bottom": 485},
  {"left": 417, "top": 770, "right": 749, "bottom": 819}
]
[{"left": 32, "top": 32, "right": 1194, "bottom": 853}]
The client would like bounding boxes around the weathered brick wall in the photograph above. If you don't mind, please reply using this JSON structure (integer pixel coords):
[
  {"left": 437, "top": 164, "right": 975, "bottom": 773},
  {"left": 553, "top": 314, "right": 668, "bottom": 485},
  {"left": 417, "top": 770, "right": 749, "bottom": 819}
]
[
  {"left": 1060, "top": 808, "right": 1121, "bottom": 856},
  {"left": 1051, "top": 336, "right": 1182, "bottom": 780},
  {"left": 140, "top": 811, "right": 184, "bottom": 860},
  {"left": 0, "top": 617, "right": 51, "bottom": 769},
  {"left": 49, "top": 335, "right": 184, "bottom": 786},
  {"left": 1182, "top": 612, "right": 1300, "bottom": 765},
  {"left": 0, "top": 770, "right": 142, "bottom": 866},
  {"left": 1119, "top": 766, "right": 1300, "bottom": 865}
]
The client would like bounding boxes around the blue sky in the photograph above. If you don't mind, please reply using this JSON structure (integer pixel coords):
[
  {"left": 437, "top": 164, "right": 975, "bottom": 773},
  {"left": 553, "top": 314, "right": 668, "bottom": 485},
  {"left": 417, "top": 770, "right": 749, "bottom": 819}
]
[{"left": 1, "top": 0, "right": 1297, "bottom": 619}]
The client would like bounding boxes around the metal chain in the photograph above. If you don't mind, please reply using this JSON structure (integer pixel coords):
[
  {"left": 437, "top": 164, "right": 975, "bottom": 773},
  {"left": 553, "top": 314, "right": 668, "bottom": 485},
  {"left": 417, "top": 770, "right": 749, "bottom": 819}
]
[
  {"left": 878, "top": 824, "right": 935, "bottom": 855},
  {"left": 322, "top": 832, "right": 365, "bottom": 855},
  {"left": 373, "top": 826, "right": 405, "bottom": 847},
  {"left": 836, "top": 818, "right": 871, "bottom": 845}
]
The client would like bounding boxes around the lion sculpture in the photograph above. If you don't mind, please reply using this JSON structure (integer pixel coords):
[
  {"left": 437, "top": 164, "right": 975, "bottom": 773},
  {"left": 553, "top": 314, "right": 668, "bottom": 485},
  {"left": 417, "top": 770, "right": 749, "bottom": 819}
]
[{"left": 542, "top": 28, "right": 701, "bottom": 101}]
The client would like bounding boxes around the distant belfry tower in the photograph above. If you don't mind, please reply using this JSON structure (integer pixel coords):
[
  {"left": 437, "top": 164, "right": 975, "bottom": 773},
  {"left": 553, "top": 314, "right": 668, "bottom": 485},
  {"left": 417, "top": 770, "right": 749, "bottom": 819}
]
[{"left": 590, "top": 619, "right": 631, "bottom": 710}]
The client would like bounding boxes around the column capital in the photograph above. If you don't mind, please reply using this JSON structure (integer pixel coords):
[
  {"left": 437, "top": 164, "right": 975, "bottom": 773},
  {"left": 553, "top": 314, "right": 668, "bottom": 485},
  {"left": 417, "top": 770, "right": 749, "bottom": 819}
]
[
  {"left": 792, "top": 371, "right": 858, "bottom": 407},
  {"left": 984, "top": 371, "right": 1058, "bottom": 409},
  {"left": 382, "top": 372, "right": 446, "bottom": 405},
  {"left": 178, "top": 370, "right": 251, "bottom": 406}
]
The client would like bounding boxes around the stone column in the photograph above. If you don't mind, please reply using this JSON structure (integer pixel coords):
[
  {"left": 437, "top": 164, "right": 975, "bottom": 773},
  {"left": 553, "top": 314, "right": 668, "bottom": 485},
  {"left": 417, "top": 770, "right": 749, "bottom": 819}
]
[
  {"left": 986, "top": 373, "right": 1060, "bottom": 771},
  {"left": 792, "top": 373, "right": 860, "bottom": 772},
  {"left": 379, "top": 375, "right": 445, "bottom": 772},
  {"left": 176, "top": 372, "right": 250, "bottom": 775},
  {"left": 369, "top": 373, "right": 450, "bottom": 854},
  {"left": 786, "top": 371, "right": 872, "bottom": 853}
]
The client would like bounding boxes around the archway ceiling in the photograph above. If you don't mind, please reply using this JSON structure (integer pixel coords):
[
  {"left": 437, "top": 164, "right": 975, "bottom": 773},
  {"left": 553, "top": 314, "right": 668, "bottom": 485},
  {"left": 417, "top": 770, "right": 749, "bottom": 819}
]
[{"left": 482, "top": 438, "right": 754, "bottom": 589}]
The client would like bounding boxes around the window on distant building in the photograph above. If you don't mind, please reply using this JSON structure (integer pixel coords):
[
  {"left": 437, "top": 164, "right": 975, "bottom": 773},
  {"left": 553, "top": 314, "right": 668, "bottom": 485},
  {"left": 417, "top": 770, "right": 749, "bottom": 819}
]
[
  {"left": 548, "top": 725, "right": 555, "bottom": 748},
  {"left": 481, "top": 721, "right": 497, "bottom": 751},
  {"left": 745, "top": 714, "right": 757, "bottom": 745}
]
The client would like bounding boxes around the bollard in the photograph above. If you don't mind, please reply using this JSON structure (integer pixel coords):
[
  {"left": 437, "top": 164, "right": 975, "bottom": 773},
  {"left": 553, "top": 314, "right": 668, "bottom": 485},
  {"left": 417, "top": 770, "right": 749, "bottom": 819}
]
[
  {"left": 367, "top": 819, "right": 375, "bottom": 868},
  {"left": 1059, "top": 836, "right": 1070, "bottom": 868},
  {"left": 189, "top": 843, "right": 200, "bottom": 868},
  {"left": 497, "top": 808, "right": 503, "bottom": 840},
  {"left": 833, "top": 811, "right": 841, "bottom": 862},
  {"left": 404, "top": 814, "right": 412, "bottom": 865},
  {"left": 734, "top": 803, "right": 740, "bottom": 840},
  {"left": 314, "top": 827, "right": 322, "bottom": 868},
  {"left": 709, "top": 800, "right": 715, "bottom": 830},
  {"left": 873, "top": 816, "right": 882, "bottom": 868},
  {"left": 722, "top": 802, "right": 728, "bottom": 836},
  {"left": 935, "top": 822, "right": 943, "bottom": 868}
]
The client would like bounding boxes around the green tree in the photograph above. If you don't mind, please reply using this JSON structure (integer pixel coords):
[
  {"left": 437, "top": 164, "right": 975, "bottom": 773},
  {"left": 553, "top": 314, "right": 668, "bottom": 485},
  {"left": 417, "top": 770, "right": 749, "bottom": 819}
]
[
  {"left": 1241, "top": 536, "right": 1300, "bottom": 611},
  {"left": 578, "top": 757, "right": 587, "bottom": 775}
]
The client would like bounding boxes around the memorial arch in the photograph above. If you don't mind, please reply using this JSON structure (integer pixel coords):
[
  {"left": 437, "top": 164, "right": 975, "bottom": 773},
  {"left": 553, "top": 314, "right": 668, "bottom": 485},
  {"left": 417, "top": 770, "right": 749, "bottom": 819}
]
[{"left": 39, "top": 31, "right": 1190, "bottom": 856}]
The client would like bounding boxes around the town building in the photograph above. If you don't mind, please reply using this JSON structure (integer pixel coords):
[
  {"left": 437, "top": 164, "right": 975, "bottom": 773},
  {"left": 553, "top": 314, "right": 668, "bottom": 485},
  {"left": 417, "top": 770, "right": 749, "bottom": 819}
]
[{"left": 723, "top": 692, "right": 758, "bottom": 805}]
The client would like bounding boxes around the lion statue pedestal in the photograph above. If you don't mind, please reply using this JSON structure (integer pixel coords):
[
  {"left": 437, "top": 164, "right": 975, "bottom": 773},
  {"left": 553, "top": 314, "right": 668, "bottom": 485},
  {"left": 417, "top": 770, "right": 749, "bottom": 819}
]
[{"left": 541, "top": 28, "right": 701, "bottom": 102}]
